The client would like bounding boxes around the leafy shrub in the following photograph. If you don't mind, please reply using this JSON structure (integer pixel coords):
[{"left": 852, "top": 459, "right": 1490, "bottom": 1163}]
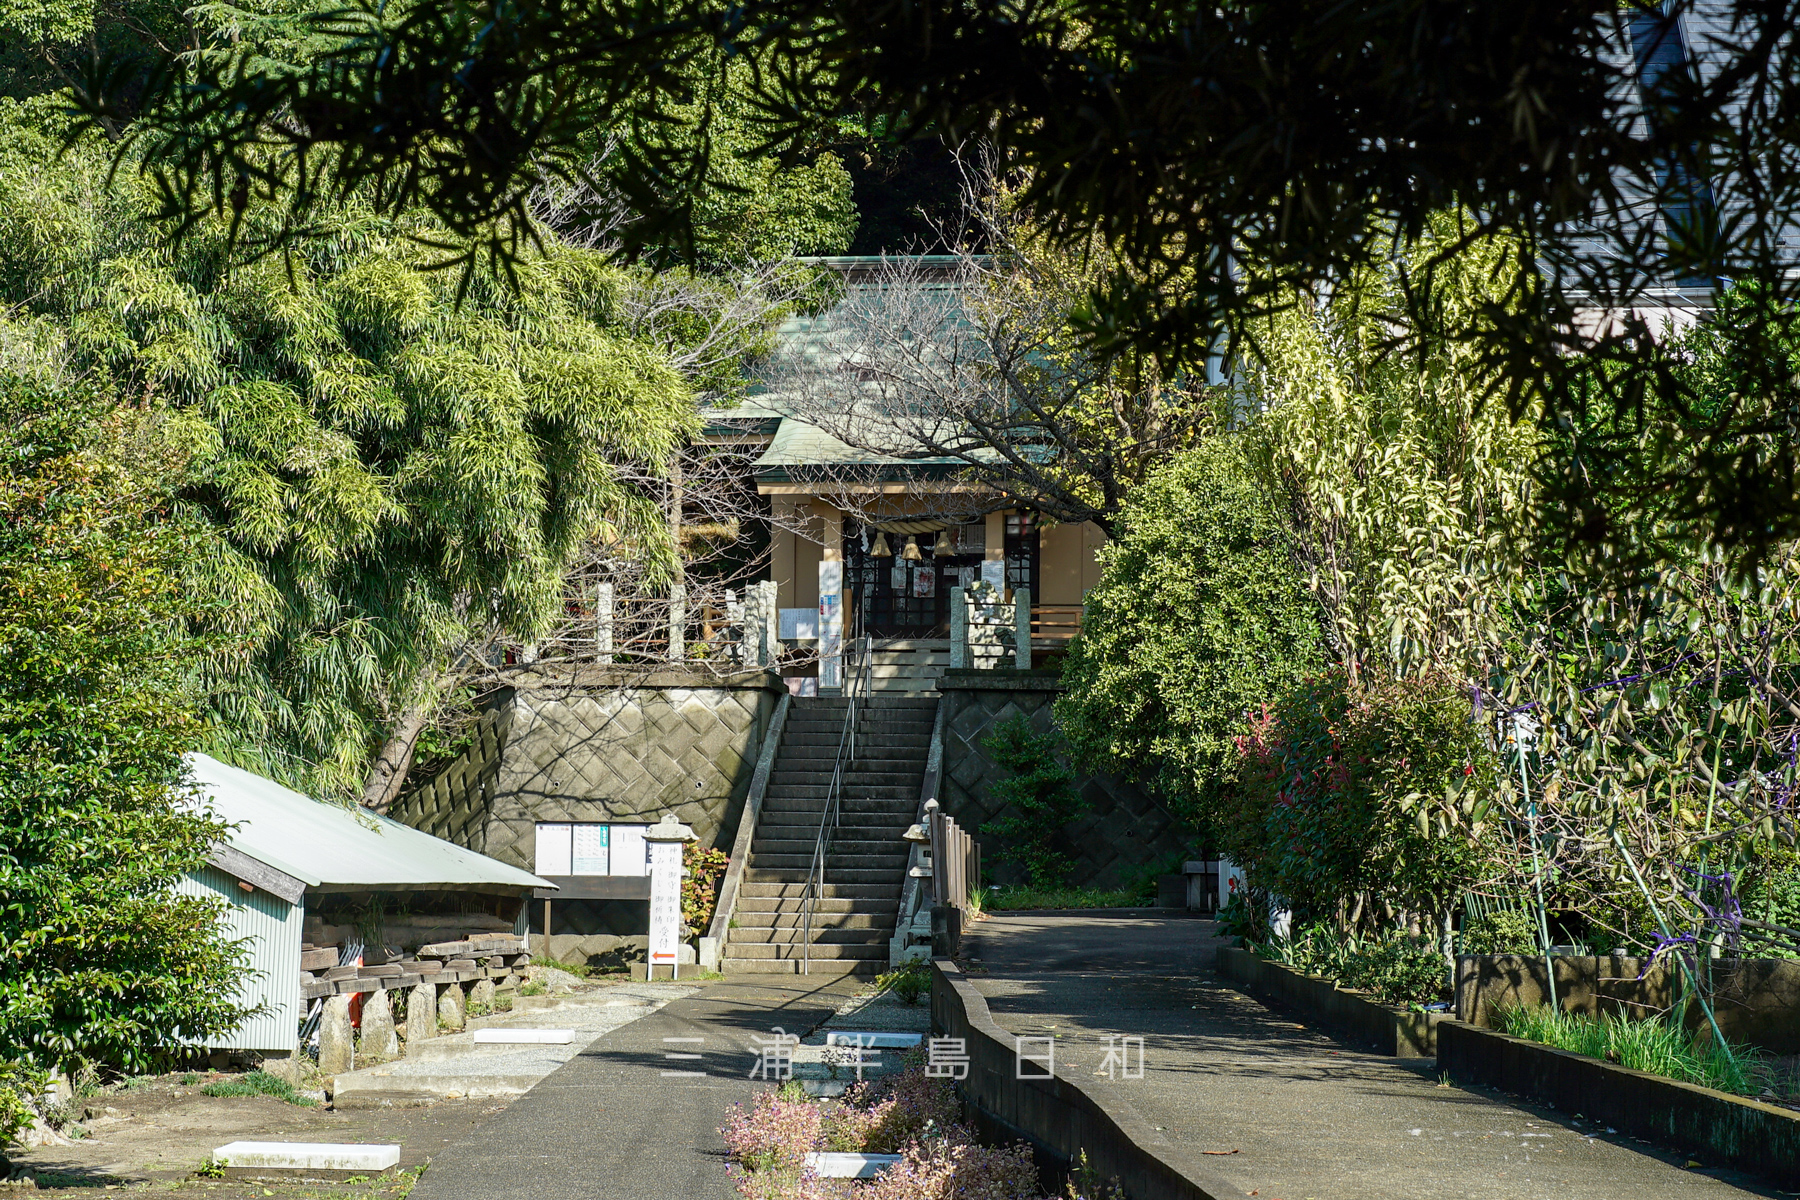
[
  {"left": 721, "top": 1090, "right": 825, "bottom": 1172},
  {"left": 860, "top": 1138, "right": 1042, "bottom": 1200},
  {"left": 1460, "top": 909, "right": 1539, "bottom": 956},
  {"left": 518, "top": 982, "right": 546, "bottom": 997},
  {"left": 845, "top": 1066, "right": 961, "bottom": 1153},
  {"left": 198, "top": 1070, "right": 316, "bottom": 1106},
  {"left": 0, "top": 382, "right": 253, "bottom": 1076},
  {"left": 1268, "top": 922, "right": 1449, "bottom": 1007},
  {"left": 684, "top": 843, "right": 731, "bottom": 933},
  {"left": 1495, "top": 1005, "right": 1769, "bottom": 1096},
  {"left": 984, "top": 885, "right": 1139, "bottom": 911},
  {"left": 1229, "top": 670, "right": 1501, "bottom": 929},
  {"left": 1056, "top": 441, "right": 1323, "bottom": 826},
  {"left": 980, "top": 718, "right": 1089, "bottom": 887},
  {"left": 0, "top": 1061, "right": 46, "bottom": 1144}
]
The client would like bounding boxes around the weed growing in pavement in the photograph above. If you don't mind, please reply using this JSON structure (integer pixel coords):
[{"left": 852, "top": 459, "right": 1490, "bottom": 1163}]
[
  {"left": 876, "top": 961, "right": 930, "bottom": 1006},
  {"left": 519, "top": 981, "right": 547, "bottom": 997}
]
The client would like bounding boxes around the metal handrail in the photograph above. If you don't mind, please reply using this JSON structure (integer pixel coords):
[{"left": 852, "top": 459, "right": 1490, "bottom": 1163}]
[{"left": 799, "top": 617, "right": 871, "bottom": 975}]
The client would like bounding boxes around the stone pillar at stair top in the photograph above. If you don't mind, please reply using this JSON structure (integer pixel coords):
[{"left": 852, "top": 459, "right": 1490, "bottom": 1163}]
[
  {"left": 1012, "top": 587, "right": 1032, "bottom": 670},
  {"left": 406, "top": 981, "right": 438, "bottom": 1052},
  {"left": 949, "top": 588, "right": 969, "bottom": 670},
  {"left": 319, "top": 993, "right": 354, "bottom": 1076},
  {"left": 818, "top": 504, "right": 844, "bottom": 691},
  {"left": 359, "top": 988, "right": 399, "bottom": 1059},
  {"left": 438, "top": 981, "right": 467, "bottom": 1033},
  {"left": 596, "top": 581, "right": 614, "bottom": 663}
]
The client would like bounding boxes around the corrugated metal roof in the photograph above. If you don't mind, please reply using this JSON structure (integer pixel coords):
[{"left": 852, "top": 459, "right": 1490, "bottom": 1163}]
[{"left": 185, "top": 754, "right": 550, "bottom": 892}]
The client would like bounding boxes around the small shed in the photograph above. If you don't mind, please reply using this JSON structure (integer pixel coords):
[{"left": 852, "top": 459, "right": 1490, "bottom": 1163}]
[{"left": 178, "top": 754, "right": 551, "bottom": 1058}]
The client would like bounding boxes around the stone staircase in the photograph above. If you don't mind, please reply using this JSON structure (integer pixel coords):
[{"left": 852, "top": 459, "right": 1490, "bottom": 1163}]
[
  {"left": 722, "top": 695, "right": 937, "bottom": 976},
  {"left": 868, "top": 639, "right": 949, "bottom": 695}
]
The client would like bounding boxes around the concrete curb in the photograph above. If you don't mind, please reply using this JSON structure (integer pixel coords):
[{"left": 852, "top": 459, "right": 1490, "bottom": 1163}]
[
  {"left": 1438, "top": 1019, "right": 1800, "bottom": 1188},
  {"left": 1216, "top": 946, "right": 1441, "bottom": 1056},
  {"left": 931, "top": 959, "right": 1251, "bottom": 1200}
]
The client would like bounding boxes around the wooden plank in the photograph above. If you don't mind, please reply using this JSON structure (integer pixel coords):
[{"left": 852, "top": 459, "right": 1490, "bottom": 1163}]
[
  {"left": 205, "top": 842, "right": 308, "bottom": 905},
  {"left": 532, "top": 875, "right": 651, "bottom": 901},
  {"left": 299, "top": 947, "right": 338, "bottom": 972},
  {"left": 323, "top": 964, "right": 361, "bottom": 981},
  {"left": 445, "top": 959, "right": 478, "bottom": 972},
  {"left": 301, "top": 978, "right": 334, "bottom": 1000}
]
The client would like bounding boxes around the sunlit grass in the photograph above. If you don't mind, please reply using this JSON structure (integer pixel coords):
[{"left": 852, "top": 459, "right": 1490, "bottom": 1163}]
[
  {"left": 982, "top": 884, "right": 1146, "bottom": 910},
  {"left": 1495, "top": 1005, "right": 1770, "bottom": 1097}
]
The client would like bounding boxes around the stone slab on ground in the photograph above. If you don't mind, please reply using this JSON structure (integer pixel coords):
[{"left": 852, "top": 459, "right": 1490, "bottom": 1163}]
[
  {"left": 9, "top": 1078, "right": 508, "bottom": 1193},
  {"left": 471, "top": 1028, "right": 573, "bottom": 1044},
  {"left": 823, "top": 1031, "right": 923, "bottom": 1048},
  {"left": 214, "top": 1141, "right": 400, "bottom": 1180},
  {"left": 965, "top": 913, "right": 1784, "bottom": 1200},
  {"left": 805, "top": 1151, "right": 901, "bottom": 1178}
]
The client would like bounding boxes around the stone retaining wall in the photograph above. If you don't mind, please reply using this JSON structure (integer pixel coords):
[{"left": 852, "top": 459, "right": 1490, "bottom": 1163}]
[
  {"left": 1457, "top": 954, "right": 1800, "bottom": 1054},
  {"left": 393, "top": 667, "right": 785, "bottom": 963},
  {"left": 1216, "top": 947, "right": 1440, "bottom": 1056},
  {"left": 937, "top": 670, "right": 1190, "bottom": 889}
]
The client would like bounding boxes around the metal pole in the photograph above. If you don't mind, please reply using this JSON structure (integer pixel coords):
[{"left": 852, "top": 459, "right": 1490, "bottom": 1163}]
[
  {"left": 1518, "top": 732, "right": 1558, "bottom": 1011},
  {"left": 1611, "top": 828, "right": 1734, "bottom": 1062}
]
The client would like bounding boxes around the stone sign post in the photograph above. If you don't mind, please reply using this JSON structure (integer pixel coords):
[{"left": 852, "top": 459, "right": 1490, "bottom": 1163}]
[{"left": 644, "top": 813, "right": 696, "bottom": 980}]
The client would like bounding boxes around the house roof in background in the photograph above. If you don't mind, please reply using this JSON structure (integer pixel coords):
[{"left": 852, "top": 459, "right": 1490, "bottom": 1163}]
[{"left": 184, "top": 754, "right": 550, "bottom": 893}]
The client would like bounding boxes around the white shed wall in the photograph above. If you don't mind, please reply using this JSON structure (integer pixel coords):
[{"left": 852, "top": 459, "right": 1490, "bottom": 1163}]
[{"left": 177, "top": 866, "right": 302, "bottom": 1053}]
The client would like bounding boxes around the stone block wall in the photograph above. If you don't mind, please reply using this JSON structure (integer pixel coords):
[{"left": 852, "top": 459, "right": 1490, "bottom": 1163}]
[
  {"left": 394, "top": 666, "right": 785, "bottom": 963},
  {"left": 937, "top": 670, "right": 1191, "bottom": 890}
]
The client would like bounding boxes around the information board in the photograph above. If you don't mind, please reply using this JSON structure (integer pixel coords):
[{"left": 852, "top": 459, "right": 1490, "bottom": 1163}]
[{"left": 571, "top": 824, "right": 609, "bottom": 875}]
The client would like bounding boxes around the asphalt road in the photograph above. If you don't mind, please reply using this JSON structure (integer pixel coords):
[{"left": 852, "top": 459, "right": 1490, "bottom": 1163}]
[{"left": 406, "top": 975, "right": 860, "bottom": 1200}]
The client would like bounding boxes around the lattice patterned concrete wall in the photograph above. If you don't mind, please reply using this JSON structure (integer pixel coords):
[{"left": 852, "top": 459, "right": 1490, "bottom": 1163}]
[
  {"left": 389, "top": 707, "right": 510, "bottom": 856},
  {"left": 939, "top": 671, "right": 1191, "bottom": 889},
  {"left": 479, "top": 669, "right": 784, "bottom": 871}
]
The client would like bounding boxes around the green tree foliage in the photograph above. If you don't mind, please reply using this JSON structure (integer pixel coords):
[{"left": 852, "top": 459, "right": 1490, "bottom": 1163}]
[
  {"left": 1242, "top": 213, "right": 1539, "bottom": 682},
  {"left": 0, "top": 97, "right": 697, "bottom": 801},
  {"left": 74, "top": 0, "right": 1800, "bottom": 566},
  {"left": 0, "top": 378, "right": 251, "bottom": 1081},
  {"left": 1055, "top": 439, "right": 1322, "bottom": 823},
  {"left": 1228, "top": 670, "right": 1501, "bottom": 937},
  {"left": 979, "top": 717, "right": 1089, "bottom": 888},
  {"left": 1488, "top": 550, "right": 1800, "bottom": 955}
]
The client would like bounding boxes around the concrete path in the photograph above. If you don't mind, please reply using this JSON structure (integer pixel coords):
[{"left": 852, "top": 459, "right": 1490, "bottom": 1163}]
[
  {"left": 407, "top": 975, "right": 863, "bottom": 1200},
  {"left": 334, "top": 983, "right": 696, "bottom": 1106},
  {"left": 964, "top": 911, "right": 1782, "bottom": 1200}
]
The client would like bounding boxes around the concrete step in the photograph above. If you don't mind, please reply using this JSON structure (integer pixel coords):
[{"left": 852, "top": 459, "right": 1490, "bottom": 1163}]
[
  {"left": 783, "top": 718, "right": 935, "bottom": 735},
  {"left": 726, "top": 942, "right": 888, "bottom": 961},
  {"left": 770, "top": 769, "right": 923, "bottom": 787},
  {"left": 734, "top": 895, "right": 895, "bottom": 915},
  {"left": 721, "top": 958, "right": 883, "bottom": 977},
  {"left": 732, "top": 910, "right": 890, "bottom": 929},
  {"left": 726, "top": 927, "right": 889, "bottom": 946},
  {"left": 740, "top": 881, "right": 901, "bottom": 900},
  {"left": 749, "top": 853, "right": 909, "bottom": 872},
  {"left": 746, "top": 867, "right": 904, "bottom": 885},
  {"left": 778, "top": 740, "right": 932, "bottom": 759},
  {"left": 763, "top": 786, "right": 917, "bottom": 803},
  {"left": 754, "top": 832, "right": 910, "bottom": 852}
]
